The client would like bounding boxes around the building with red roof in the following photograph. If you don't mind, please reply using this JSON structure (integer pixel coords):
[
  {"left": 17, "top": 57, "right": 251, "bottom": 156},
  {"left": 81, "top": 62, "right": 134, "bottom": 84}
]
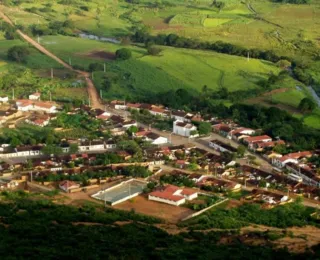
[
  {"left": 148, "top": 184, "right": 198, "bottom": 206},
  {"left": 59, "top": 180, "right": 80, "bottom": 193}
]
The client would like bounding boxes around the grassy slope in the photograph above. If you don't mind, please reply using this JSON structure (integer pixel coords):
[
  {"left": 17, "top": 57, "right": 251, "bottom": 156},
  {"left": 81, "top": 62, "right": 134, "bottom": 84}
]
[{"left": 38, "top": 36, "right": 279, "bottom": 97}]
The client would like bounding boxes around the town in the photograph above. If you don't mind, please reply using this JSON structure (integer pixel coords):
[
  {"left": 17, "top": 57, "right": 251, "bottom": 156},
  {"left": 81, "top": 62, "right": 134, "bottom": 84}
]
[{"left": 0, "top": 92, "right": 319, "bottom": 224}]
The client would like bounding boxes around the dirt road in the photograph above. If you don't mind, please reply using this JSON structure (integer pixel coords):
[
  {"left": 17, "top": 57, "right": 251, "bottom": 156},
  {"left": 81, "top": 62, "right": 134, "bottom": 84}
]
[{"left": 0, "top": 10, "right": 103, "bottom": 109}]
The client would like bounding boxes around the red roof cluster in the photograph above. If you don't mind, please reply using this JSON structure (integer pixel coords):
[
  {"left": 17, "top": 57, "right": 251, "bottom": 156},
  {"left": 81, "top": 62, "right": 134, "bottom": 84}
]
[{"left": 149, "top": 185, "right": 197, "bottom": 202}]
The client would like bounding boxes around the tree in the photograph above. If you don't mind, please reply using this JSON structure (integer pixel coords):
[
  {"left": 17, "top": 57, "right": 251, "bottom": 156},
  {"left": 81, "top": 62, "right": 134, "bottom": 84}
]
[
  {"left": 298, "top": 98, "right": 316, "bottom": 112},
  {"left": 147, "top": 45, "right": 162, "bottom": 56},
  {"left": 10, "top": 137, "right": 21, "bottom": 147},
  {"left": 41, "top": 145, "right": 63, "bottom": 156},
  {"left": 115, "top": 48, "right": 132, "bottom": 60},
  {"left": 237, "top": 145, "right": 246, "bottom": 158},
  {"left": 127, "top": 125, "right": 138, "bottom": 136},
  {"left": 276, "top": 59, "right": 291, "bottom": 69},
  {"left": 7, "top": 46, "right": 30, "bottom": 63},
  {"left": 69, "top": 144, "right": 79, "bottom": 154},
  {"left": 198, "top": 122, "right": 212, "bottom": 135}
]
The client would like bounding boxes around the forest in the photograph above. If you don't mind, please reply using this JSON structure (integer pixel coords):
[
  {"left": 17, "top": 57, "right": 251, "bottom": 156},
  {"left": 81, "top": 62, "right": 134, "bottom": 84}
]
[{"left": 0, "top": 194, "right": 318, "bottom": 259}]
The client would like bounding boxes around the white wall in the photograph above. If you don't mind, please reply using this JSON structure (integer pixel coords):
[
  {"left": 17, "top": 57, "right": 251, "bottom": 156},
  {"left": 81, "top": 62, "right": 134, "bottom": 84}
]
[{"left": 148, "top": 195, "right": 185, "bottom": 206}]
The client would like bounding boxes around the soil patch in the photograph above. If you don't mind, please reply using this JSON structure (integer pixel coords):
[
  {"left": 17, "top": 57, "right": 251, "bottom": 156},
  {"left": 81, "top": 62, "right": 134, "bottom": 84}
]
[
  {"left": 85, "top": 50, "right": 116, "bottom": 60},
  {"left": 114, "top": 195, "right": 194, "bottom": 223}
]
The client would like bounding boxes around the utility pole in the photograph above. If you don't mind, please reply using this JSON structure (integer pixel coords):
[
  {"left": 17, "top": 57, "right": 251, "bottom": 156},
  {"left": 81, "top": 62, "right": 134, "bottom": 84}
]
[{"left": 51, "top": 68, "right": 53, "bottom": 79}]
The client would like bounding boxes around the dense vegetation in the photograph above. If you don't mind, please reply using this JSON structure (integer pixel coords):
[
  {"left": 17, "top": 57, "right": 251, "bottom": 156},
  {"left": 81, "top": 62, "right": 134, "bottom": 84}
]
[
  {"left": 181, "top": 200, "right": 319, "bottom": 230},
  {"left": 0, "top": 194, "right": 317, "bottom": 259}
]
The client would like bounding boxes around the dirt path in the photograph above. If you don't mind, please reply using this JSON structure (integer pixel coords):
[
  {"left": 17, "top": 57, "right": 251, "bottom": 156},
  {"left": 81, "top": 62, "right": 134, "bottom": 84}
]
[{"left": 0, "top": 10, "right": 103, "bottom": 109}]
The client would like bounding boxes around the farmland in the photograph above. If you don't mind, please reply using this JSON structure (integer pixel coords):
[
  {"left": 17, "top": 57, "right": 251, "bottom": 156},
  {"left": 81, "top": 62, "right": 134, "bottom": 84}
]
[
  {"left": 0, "top": 0, "right": 319, "bottom": 127},
  {"left": 36, "top": 35, "right": 279, "bottom": 99}
]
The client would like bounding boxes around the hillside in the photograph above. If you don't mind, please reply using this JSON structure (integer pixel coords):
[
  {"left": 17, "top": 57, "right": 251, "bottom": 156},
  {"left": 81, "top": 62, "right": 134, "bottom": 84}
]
[{"left": 0, "top": 0, "right": 319, "bottom": 128}]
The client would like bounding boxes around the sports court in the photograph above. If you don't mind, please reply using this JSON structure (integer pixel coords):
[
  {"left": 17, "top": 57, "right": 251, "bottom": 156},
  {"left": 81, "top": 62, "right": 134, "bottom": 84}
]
[{"left": 91, "top": 179, "right": 147, "bottom": 206}]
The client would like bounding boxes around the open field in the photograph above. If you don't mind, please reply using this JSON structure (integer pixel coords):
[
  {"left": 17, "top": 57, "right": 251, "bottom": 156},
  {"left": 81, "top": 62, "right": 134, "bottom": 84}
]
[{"left": 114, "top": 194, "right": 194, "bottom": 223}]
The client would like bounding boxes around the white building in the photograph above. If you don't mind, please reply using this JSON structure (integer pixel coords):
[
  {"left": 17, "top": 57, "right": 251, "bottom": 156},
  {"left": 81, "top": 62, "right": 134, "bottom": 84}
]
[
  {"left": 78, "top": 140, "right": 106, "bottom": 152},
  {"left": 0, "top": 146, "right": 42, "bottom": 158},
  {"left": 173, "top": 120, "right": 198, "bottom": 137},
  {"left": 0, "top": 96, "right": 9, "bottom": 103},
  {"left": 208, "top": 140, "right": 237, "bottom": 153},
  {"left": 148, "top": 185, "right": 198, "bottom": 206},
  {"left": 16, "top": 100, "right": 57, "bottom": 113},
  {"left": 29, "top": 92, "right": 41, "bottom": 100},
  {"left": 171, "top": 110, "right": 187, "bottom": 122},
  {"left": 145, "top": 132, "right": 168, "bottom": 145}
]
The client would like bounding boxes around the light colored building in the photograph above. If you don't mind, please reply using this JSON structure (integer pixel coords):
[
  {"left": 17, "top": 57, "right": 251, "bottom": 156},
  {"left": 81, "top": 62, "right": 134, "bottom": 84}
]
[
  {"left": 227, "top": 127, "right": 255, "bottom": 140},
  {"left": 59, "top": 180, "right": 80, "bottom": 193},
  {"left": 208, "top": 140, "right": 237, "bottom": 153},
  {"left": 173, "top": 120, "right": 198, "bottom": 137},
  {"left": 148, "top": 185, "right": 198, "bottom": 206},
  {"left": 16, "top": 100, "right": 57, "bottom": 113},
  {"left": 0, "top": 145, "right": 43, "bottom": 158},
  {"left": 0, "top": 96, "right": 9, "bottom": 103},
  {"left": 79, "top": 140, "right": 106, "bottom": 152},
  {"left": 29, "top": 92, "right": 41, "bottom": 100},
  {"left": 272, "top": 151, "right": 313, "bottom": 168}
]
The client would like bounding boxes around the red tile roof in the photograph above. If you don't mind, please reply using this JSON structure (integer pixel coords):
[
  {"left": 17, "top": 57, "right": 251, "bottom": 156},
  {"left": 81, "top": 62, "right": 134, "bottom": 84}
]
[
  {"left": 244, "top": 135, "right": 272, "bottom": 143},
  {"left": 149, "top": 191, "right": 184, "bottom": 202}
]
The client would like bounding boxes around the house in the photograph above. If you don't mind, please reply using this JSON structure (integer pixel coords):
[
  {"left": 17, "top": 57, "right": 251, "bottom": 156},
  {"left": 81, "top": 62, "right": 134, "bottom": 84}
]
[
  {"left": 79, "top": 139, "right": 106, "bottom": 152},
  {"left": 228, "top": 128, "right": 255, "bottom": 140},
  {"left": 149, "top": 106, "right": 167, "bottom": 117},
  {"left": 0, "top": 177, "right": 19, "bottom": 189},
  {"left": 16, "top": 100, "right": 57, "bottom": 113},
  {"left": 121, "top": 120, "right": 137, "bottom": 129},
  {"left": 254, "top": 140, "right": 285, "bottom": 151},
  {"left": 29, "top": 92, "right": 41, "bottom": 100},
  {"left": 197, "top": 176, "right": 242, "bottom": 191},
  {"left": 117, "top": 151, "right": 132, "bottom": 160},
  {"left": 126, "top": 103, "right": 141, "bottom": 110},
  {"left": 0, "top": 145, "right": 43, "bottom": 158},
  {"left": 16, "top": 100, "right": 33, "bottom": 111},
  {"left": 171, "top": 110, "right": 187, "bottom": 122},
  {"left": 244, "top": 135, "right": 272, "bottom": 148},
  {"left": 173, "top": 120, "right": 198, "bottom": 137},
  {"left": 212, "top": 123, "right": 232, "bottom": 137},
  {"left": 145, "top": 132, "right": 168, "bottom": 145},
  {"left": 148, "top": 185, "right": 198, "bottom": 206},
  {"left": 272, "top": 151, "right": 313, "bottom": 168},
  {"left": 209, "top": 140, "right": 237, "bottom": 153},
  {"left": 105, "top": 140, "right": 117, "bottom": 149},
  {"left": 285, "top": 162, "right": 319, "bottom": 187},
  {"left": 25, "top": 115, "right": 50, "bottom": 127},
  {"left": 59, "top": 180, "right": 80, "bottom": 193},
  {"left": 110, "top": 100, "right": 127, "bottom": 110},
  {"left": 0, "top": 96, "right": 9, "bottom": 103}
]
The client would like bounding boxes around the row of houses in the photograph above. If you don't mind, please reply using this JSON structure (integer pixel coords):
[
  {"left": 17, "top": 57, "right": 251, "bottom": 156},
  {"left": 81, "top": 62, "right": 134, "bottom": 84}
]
[
  {"left": 0, "top": 139, "right": 117, "bottom": 158},
  {"left": 110, "top": 100, "right": 203, "bottom": 123}
]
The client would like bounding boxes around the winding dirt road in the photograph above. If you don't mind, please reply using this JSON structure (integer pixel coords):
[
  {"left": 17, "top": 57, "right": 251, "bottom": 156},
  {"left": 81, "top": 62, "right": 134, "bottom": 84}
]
[{"left": 0, "top": 11, "right": 103, "bottom": 109}]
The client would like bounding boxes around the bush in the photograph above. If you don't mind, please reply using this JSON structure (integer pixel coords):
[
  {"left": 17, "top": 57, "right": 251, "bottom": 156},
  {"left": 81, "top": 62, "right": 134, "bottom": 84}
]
[
  {"left": 115, "top": 48, "right": 132, "bottom": 60},
  {"left": 7, "top": 46, "right": 30, "bottom": 63}
]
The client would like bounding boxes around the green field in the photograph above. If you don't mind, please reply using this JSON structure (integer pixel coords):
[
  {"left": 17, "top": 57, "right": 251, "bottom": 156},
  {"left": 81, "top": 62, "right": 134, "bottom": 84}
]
[{"left": 271, "top": 89, "right": 308, "bottom": 108}]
